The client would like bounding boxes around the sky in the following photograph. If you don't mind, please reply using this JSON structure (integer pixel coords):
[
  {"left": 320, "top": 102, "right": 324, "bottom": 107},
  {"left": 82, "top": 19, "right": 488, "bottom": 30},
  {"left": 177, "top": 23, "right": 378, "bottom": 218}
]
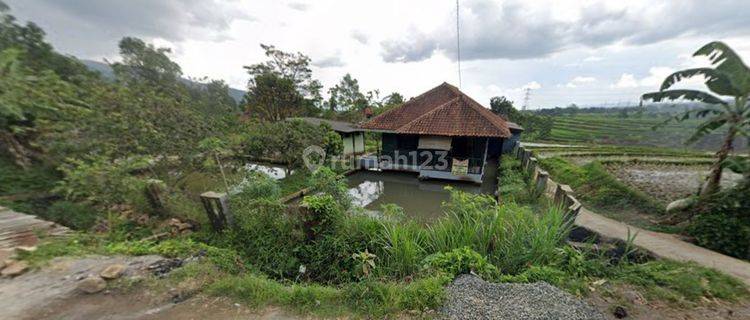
[{"left": 6, "top": 0, "right": 750, "bottom": 109}]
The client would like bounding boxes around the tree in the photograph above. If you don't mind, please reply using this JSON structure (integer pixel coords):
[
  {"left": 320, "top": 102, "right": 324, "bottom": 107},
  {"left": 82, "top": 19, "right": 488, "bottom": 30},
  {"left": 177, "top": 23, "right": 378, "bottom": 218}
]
[
  {"left": 326, "top": 74, "right": 367, "bottom": 112},
  {"left": 0, "top": 48, "right": 83, "bottom": 167},
  {"left": 642, "top": 41, "right": 750, "bottom": 196},
  {"left": 244, "top": 44, "right": 323, "bottom": 104},
  {"left": 111, "top": 37, "right": 182, "bottom": 90},
  {"left": 244, "top": 72, "right": 304, "bottom": 122},
  {"left": 490, "top": 96, "right": 516, "bottom": 120}
]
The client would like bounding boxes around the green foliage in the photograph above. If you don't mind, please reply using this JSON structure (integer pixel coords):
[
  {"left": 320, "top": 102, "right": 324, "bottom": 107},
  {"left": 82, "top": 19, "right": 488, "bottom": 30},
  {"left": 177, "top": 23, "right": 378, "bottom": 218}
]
[
  {"left": 342, "top": 276, "right": 449, "bottom": 316},
  {"left": 490, "top": 95, "right": 553, "bottom": 140},
  {"left": 539, "top": 157, "right": 663, "bottom": 214},
  {"left": 307, "top": 167, "right": 352, "bottom": 208},
  {"left": 686, "top": 180, "right": 750, "bottom": 260},
  {"left": 45, "top": 200, "right": 98, "bottom": 230},
  {"left": 106, "top": 238, "right": 245, "bottom": 274},
  {"left": 421, "top": 247, "right": 501, "bottom": 280},
  {"left": 240, "top": 120, "right": 340, "bottom": 170},
  {"left": 55, "top": 155, "right": 151, "bottom": 209},
  {"left": 377, "top": 220, "right": 426, "bottom": 278}
]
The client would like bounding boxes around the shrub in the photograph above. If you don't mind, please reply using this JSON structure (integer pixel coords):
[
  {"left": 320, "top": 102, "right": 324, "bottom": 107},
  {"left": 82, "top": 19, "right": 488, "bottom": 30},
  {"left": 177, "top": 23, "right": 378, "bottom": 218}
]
[
  {"left": 307, "top": 167, "right": 351, "bottom": 209},
  {"left": 688, "top": 213, "right": 750, "bottom": 260},
  {"left": 421, "top": 247, "right": 500, "bottom": 280},
  {"left": 44, "top": 200, "right": 98, "bottom": 230}
]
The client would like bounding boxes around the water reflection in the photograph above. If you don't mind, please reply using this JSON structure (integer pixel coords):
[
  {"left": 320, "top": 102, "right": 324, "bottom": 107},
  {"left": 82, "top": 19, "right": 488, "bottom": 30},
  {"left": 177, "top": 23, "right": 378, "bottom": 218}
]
[
  {"left": 244, "top": 163, "right": 290, "bottom": 180},
  {"left": 347, "top": 170, "right": 495, "bottom": 223}
]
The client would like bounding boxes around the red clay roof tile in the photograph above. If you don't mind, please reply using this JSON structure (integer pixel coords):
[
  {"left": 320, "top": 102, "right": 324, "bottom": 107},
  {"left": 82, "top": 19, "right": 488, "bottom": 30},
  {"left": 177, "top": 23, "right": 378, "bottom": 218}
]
[{"left": 360, "top": 82, "right": 514, "bottom": 137}]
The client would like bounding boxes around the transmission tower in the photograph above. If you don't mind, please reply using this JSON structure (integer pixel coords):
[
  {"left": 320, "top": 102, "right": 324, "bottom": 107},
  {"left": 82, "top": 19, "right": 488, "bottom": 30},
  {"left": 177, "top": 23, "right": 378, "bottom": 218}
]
[{"left": 522, "top": 88, "right": 531, "bottom": 111}]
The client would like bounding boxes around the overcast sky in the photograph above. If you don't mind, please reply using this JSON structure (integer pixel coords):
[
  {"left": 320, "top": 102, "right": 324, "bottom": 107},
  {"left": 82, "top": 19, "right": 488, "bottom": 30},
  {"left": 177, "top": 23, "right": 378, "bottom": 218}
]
[{"left": 6, "top": 0, "right": 750, "bottom": 108}]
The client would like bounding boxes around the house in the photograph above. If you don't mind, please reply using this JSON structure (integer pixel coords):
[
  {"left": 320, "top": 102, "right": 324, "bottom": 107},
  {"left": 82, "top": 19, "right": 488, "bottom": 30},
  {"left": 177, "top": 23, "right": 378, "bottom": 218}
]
[
  {"left": 358, "top": 82, "right": 522, "bottom": 184},
  {"left": 295, "top": 117, "right": 366, "bottom": 155}
]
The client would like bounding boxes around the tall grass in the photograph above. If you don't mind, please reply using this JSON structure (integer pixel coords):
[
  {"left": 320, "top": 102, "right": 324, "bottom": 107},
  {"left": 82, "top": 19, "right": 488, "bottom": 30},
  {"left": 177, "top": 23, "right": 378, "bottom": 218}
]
[{"left": 426, "top": 191, "right": 572, "bottom": 274}]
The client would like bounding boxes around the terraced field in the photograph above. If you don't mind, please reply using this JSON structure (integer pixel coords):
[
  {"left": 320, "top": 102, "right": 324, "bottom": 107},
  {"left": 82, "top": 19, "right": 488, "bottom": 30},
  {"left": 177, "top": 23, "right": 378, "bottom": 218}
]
[{"left": 542, "top": 114, "right": 748, "bottom": 152}]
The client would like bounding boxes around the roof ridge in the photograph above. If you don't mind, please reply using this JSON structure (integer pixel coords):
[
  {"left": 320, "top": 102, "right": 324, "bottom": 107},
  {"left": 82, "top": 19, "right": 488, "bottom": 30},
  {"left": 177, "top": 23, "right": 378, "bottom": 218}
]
[
  {"left": 360, "top": 82, "right": 459, "bottom": 129},
  {"left": 394, "top": 96, "right": 461, "bottom": 132}
]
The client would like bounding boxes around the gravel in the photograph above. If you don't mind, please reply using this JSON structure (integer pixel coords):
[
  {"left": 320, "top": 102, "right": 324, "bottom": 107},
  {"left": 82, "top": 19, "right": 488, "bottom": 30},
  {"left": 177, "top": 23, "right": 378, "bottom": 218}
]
[{"left": 440, "top": 275, "right": 606, "bottom": 320}]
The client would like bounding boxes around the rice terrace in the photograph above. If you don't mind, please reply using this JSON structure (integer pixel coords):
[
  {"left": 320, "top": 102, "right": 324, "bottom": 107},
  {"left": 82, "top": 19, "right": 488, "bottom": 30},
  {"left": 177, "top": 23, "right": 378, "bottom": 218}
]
[{"left": 1, "top": 1, "right": 750, "bottom": 320}]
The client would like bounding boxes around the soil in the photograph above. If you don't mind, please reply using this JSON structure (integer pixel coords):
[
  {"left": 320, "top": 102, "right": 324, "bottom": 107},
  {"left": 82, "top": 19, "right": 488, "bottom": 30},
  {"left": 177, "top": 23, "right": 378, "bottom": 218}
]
[
  {"left": 3, "top": 255, "right": 749, "bottom": 319},
  {"left": 586, "top": 283, "right": 750, "bottom": 320},
  {"left": 606, "top": 164, "right": 743, "bottom": 204}
]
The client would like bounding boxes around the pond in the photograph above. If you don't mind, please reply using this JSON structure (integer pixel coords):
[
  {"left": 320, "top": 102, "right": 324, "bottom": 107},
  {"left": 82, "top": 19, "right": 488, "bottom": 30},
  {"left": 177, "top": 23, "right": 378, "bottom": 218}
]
[
  {"left": 347, "top": 161, "right": 497, "bottom": 223},
  {"left": 243, "top": 162, "right": 290, "bottom": 180}
]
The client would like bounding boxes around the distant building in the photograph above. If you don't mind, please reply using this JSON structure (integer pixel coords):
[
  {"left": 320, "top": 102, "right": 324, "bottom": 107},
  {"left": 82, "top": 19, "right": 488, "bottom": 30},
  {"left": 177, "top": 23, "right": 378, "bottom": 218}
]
[
  {"left": 359, "top": 82, "right": 523, "bottom": 184},
  {"left": 294, "top": 117, "right": 366, "bottom": 155}
]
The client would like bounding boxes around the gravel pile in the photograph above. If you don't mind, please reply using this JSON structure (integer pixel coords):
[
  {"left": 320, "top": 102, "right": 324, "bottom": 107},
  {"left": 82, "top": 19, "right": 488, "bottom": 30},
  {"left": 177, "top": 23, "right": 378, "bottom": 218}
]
[{"left": 440, "top": 275, "right": 606, "bottom": 320}]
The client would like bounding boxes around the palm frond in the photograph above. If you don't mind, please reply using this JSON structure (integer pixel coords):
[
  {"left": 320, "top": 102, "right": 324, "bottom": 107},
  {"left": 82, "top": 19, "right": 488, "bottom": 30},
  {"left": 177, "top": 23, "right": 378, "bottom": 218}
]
[
  {"left": 660, "top": 68, "right": 740, "bottom": 96},
  {"left": 642, "top": 89, "right": 728, "bottom": 105},
  {"left": 694, "top": 41, "right": 750, "bottom": 95},
  {"left": 685, "top": 115, "right": 729, "bottom": 144},
  {"left": 652, "top": 106, "right": 724, "bottom": 130}
]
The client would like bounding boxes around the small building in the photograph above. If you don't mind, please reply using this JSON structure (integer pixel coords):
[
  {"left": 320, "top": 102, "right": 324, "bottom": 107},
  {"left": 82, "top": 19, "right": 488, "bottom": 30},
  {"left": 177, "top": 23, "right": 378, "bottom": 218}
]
[
  {"left": 359, "top": 82, "right": 522, "bottom": 184},
  {"left": 295, "top": 117, "right": 366, "bottom": 155}
]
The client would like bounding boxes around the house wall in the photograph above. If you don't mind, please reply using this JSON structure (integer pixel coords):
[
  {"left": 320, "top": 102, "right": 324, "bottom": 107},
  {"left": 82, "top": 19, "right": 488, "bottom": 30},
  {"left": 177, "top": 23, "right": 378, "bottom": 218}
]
[
  {"left": 502, "top": 130, "right": 522, "bottom": 154},
  {"left": 341, "top": 132, "right": 365, "bottom": 155},
  {"left": 342, "top": 134, "right": 354, "bottom": 155}
]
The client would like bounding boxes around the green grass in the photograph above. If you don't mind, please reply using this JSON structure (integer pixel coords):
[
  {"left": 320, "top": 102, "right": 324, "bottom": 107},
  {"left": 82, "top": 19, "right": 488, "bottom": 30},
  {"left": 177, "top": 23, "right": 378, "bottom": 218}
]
[{"left": 535, "top": 113, "right": 743, "bottom": 152}]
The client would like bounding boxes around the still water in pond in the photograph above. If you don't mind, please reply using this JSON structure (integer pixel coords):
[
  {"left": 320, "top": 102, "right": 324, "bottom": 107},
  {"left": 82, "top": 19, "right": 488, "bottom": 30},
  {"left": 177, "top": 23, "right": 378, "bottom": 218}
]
[
  {"left": 244, "top": 162, "right": 290, "bottom": 180},
  {"left": 347, "top": 168, "right": 497, "bottom": 223}
]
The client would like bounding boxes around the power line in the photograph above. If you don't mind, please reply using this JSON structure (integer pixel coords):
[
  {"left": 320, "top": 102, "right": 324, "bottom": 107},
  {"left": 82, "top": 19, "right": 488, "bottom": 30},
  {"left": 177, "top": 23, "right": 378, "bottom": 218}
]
[{"left": 455, "top": 0, "right": 462, "bottom": 88}]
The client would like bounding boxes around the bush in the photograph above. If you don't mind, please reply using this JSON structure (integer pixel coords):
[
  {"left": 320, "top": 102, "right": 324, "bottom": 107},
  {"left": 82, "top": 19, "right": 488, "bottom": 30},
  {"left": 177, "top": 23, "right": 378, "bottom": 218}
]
[
  {"left": 307, "top": 167, "right": 351, "bottom": 209},
  {"left": 45, "top": 200, "right": 98, "bottom": 230},
  {"left": 421, "top": 247, "right": 500, "bottom": 280},
  {"left": 686, "top": 180, "right": 750, "bottom": 260},
  {"left": 689, "top": 213, "right": 750, "bottom": 260}
]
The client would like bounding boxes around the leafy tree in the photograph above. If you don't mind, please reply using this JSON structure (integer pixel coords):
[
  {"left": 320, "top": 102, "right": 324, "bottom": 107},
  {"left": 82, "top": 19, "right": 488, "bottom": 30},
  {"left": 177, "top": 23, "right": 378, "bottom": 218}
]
[
  {"left": 642, "top": 41, "right": 750, "bottom": 195},
  {"left": 489, "top": 96, "right": 553, "bottom": 140},
  {"left": 327, "top": 73, "right": 367, "bottom": 112},
  {"left": 244, "top": 72, "right": 304, "bottom": 122},
  {"left": 244, "top": 44, "right": 323, "bottom": 103},
  {"left": 111, "top": 37, "right": 182, "bottom": 91},
  {"left": 382, "top": 92, "right": 404, "bottom": 106},
  {"left": 0, "top": 2, "right": 93, "bottom": 82},
  {"left": 490, "top": 96, "right": 515, "bottom": 120},
  {"left": 0, "top": 48, "right": 84, "bottom": 167}
]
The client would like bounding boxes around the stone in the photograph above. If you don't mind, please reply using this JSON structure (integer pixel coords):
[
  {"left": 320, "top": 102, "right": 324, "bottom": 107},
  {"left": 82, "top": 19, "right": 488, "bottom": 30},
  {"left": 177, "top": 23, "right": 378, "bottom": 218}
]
[
  {"left": 666, "top": 197, "right": 696, "bottom": 213},
  {"left": 15, "top": 246, "right": 37, "bottom": 254},
  {"left": 1, "top": 260, "right": 29, "bottom": 277},
  {"left": 77, "top": 276, "right": 107, "bottom": 294},
  {"left": 613, "top": 305, "right": 628, "bottom": 318},
  {"left": 99, "top": 264, "right": 126, "bottom": 280}
]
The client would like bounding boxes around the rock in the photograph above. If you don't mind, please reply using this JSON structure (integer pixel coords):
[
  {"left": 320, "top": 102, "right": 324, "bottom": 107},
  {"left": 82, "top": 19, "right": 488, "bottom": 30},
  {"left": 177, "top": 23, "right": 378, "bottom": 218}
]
[
  {"left": 1, "top": 260, "right": 29, "bottom": 277},
  {"left": 77, "top": 276, "right": 107, "bottom": 294},
  {"left": 0, "top": 259, "right": 5, "bottom": 270},
  {"left": 99, "top": 264, "right": 126, "bottom": 280},
  {"left": 15, "top": 246, "right": 37, "bottom": 254},
  {"left": 613, "top": 305, "right": 628, "bottom": 318},
  {"left": 666, "top": 197, "right": 696, "bottom": 213},
  {"left": 147, "top": 258, "right": 183, "bottom": 278}
]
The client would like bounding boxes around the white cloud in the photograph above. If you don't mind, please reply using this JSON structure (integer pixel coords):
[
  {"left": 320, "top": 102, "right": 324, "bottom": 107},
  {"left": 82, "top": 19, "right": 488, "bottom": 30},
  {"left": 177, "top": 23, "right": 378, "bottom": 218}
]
[
  {"left": 612, "top": 74, "right": 639, "bottom": 88},
  {"left": 583, "top": 56, "right": 604, "bottom": 62}
]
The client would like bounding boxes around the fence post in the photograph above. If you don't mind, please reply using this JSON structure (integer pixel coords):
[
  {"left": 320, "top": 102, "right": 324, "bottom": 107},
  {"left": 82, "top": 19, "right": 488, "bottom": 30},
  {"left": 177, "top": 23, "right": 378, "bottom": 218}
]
[
  {"left": 200, "top": 191, "right": 234, "bottom": 231},
  {"left": 535, "top": 170, "right": 549, "bottom": 194},
  {"left": 554, "top": 184, "right": 573, "bottom": 207},
  {"left": 527, "top": 158, "right": 538, "bottom": 180}
]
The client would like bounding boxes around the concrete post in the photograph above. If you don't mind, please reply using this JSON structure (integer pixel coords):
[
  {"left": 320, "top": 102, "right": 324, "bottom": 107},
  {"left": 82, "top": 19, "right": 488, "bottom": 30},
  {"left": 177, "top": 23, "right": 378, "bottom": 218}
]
[
  {"left": 527, "top": 158, "right": 538, "bottom": 180},
  {"left": 200, "top": 191, "right": 234, "bottom": 231},
  {"left": 554, "top": 184, "right": 574, "bottom": 207},
  {"left": 535, "top": 170, "right": 549, "bottom": 194}
]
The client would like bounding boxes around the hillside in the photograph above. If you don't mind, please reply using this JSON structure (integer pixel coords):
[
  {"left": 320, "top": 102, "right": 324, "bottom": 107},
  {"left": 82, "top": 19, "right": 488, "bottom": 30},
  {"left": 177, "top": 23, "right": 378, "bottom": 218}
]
[
  {"left": 80, "top": 60, "right": 246, "bottom": 102},
  {"left": 537, "top": 112, "right": 748, "bottom": 152}
]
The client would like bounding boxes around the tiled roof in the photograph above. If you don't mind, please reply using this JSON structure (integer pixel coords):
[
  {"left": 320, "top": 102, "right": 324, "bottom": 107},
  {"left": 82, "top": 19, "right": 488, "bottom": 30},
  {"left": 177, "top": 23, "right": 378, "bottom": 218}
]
[{"left": 359, "top": 82, "right": 515, "bottom": 137}]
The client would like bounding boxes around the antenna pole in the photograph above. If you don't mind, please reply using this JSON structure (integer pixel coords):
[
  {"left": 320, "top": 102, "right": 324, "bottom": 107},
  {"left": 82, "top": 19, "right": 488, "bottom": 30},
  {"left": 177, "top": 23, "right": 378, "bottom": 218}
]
[{"left": 456, "top": 0, "right": 462, "bottom": 88}]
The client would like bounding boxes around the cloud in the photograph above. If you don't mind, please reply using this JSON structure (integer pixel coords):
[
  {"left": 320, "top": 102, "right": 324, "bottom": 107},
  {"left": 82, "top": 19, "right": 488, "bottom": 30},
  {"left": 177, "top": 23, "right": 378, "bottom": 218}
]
[
  {"left": 610, "top": 67, "right": 689, "bottom": 89},
  {"left": 380, "top": 0, "right": 750, "bottom": 62},
  {"left": 287, "top": 2, "right": 310, "bottom": 12},
  {"left": 561, "top": 76, "right": 597, "bottom": 88},
  {"left": 5, "top": 0, "right": 252, "bottom": 57},
  {"left": 583, "top": 56, "right": 604, "bottom": 62},
  {"left": 313, "top": 55, "right": 345, "bottom": 68},
  {"left": 612, "top": 74, "right": 639, "bottom": 88},
  {"left": 351, "top": 30, "right": 369, "bottom": 45}
]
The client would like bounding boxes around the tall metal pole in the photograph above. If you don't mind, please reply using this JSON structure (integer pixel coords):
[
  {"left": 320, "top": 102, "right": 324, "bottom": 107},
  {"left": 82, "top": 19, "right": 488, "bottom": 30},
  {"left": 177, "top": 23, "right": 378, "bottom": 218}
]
[{"left": 456, "top": 0, "right": 462, "bottom": 88}]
